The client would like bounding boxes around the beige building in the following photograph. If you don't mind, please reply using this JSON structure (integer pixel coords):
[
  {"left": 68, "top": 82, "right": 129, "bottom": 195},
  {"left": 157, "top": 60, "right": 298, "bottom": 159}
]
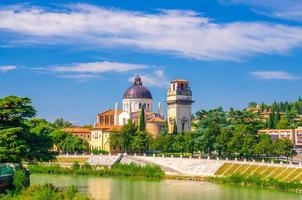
[
  {"left": 64, "top": 125, "right": 122, "bottom": 153},
  {"left": 90, "top": 125, "right": 122, "bottom": 153},
  {"left": 167, "top": 79, "right": 194, "bottom": 133},
  {"left": 259, "top": 127, "right": 302, "bottom": 147}
]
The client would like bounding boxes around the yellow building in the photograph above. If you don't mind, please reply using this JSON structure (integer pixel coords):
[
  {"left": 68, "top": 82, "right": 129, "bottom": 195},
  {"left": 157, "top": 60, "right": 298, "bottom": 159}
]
[
  {"left": 90, "top": 125, "right": 122, "bottom": 153},
  {"left": 63, "top": 125, "right": 122, "bottom": 153}
]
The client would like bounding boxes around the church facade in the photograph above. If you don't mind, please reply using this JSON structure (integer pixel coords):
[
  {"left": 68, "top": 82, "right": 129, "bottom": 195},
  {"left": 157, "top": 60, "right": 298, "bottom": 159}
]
[{"left": 65, "top": 76, "right": 193, "bottom": 153}]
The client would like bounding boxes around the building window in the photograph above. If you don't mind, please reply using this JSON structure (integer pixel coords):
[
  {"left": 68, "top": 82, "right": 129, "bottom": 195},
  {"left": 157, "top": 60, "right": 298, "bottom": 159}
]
[
  {"left": 139, "top": 103, "right": 142, "bottom": 109},
  {"left": 94, "top": 133, "right": 98, "bottom": 139},
  {"left": 147, "top": 104, "right": 149, "bottom": 110},
  {"left": 143, "top": 104, "right": 146, "bottom": 109},
  {"left": 182, "top": 123, "right": 185, "bottom": 132},
  {"left": 123, "top": 118, "right": 127, "bottom": 125}
]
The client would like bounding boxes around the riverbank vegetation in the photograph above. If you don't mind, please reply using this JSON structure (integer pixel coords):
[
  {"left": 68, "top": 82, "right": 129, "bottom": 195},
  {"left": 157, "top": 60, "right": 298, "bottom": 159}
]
[
  {"left": 0, "top": 184, "right": 90, "bottom": 200},
  {"left": 28, "top": 163, "right": 164, "bottom": 179},
  {"left": 211, "top": 174, "right": 302, "bottom": 193}
]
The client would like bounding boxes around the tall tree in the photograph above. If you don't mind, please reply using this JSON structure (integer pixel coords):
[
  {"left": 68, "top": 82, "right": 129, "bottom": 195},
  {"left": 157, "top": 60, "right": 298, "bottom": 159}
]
[
  {"left": 0, "top": 96, "right": 54, "bottom": 163},
  {"left": 132, "top": 130, "right": 151, "bottom": 153},
  {"left": 0, "top": 128, "right": 27, "bottom": 163},
  {"left": 0, "top": 96, "right": 36, "bottom": 129},
  {"left": 52, "top": 118, "right": 73, "bottom": 129},
  {"left": 120, "top": 119, "right": 137, "bottom": 152},
  {"left": 172, "top": 119, "right": 178, "bottom": 135},
  {"left": 138, "top": 107, "right": 146, "bottom": 131}
]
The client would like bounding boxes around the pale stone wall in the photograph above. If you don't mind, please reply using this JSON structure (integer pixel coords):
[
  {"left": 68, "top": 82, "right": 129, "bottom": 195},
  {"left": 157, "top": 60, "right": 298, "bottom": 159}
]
[
  {"left": 117, "top": 111, "right": 130, "bottom": 125},
  {"left": 122, "top": 98, "right": 153, "bottom": 113}
]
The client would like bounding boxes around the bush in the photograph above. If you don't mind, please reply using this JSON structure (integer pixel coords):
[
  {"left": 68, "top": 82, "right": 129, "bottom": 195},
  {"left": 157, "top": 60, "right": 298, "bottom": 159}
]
[
  {"left": 12, "top": 169, "right": 30, "bottom": 193},
  {"left": 212, "top": 174, "right": 302, "bottom": 192},
  {"left": 28, "top": 163, "right": 164, "bottom": 179},
  {"left": 72, "top": 161, "right": 80, "bottom": 170},
  {"left": 91, "top": 149, "right": 109, "bottom": 155},
  {"left": 1, "top": 184, "right": 90, "bottom": 200}
]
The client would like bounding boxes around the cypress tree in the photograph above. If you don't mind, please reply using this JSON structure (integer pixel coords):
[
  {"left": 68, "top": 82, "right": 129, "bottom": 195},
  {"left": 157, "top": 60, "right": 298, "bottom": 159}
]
[
  {"left": 139, "top": 107, "right": 146, "bottom": 131},
  {"left": 172, "top": 118, "right": 178, "bottom": 135},
  {"left": 268, "top": 113, "right": 274, "bottom": 129}
]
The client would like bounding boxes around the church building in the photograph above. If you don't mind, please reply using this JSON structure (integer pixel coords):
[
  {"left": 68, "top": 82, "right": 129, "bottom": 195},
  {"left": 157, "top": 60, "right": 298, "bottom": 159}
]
[
  {"left": 95, "top": 76, "right": 165, "bottom": 138},
  {"left": 65, "top": 76, "right": 193, "bottom": 153}
]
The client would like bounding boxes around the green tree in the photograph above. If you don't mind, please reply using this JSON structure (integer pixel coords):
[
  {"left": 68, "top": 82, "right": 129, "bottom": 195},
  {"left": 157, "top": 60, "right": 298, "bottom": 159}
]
[
  {"left": 197, "top": 122, "right": 221, "bottom": 155},
  {"left": 132, "top": 130, "right": 151, "bottom": 153},
  {"left": 227, "top": 125, "right": 256, "bottom": 159},
  {"left": 52, "top": 118, "right": 73, "bottom": 129},
  {"left": 60, "top": 135, "right": 89, "bottom": 153},
  {"left": 214, "top": 128, "right": 233, "bottom": 157},
  {"left": 274, "top": 139, "right": 296, "bottom": 160},
  {"left": 267, "top": 113, "right": 274, "bottom": 129},
  {"left": 173, "top": 132, "right": 185, "bottom": 155},
  {"left": 254, "top": 134, "right": 273, "bottom": 158},
  {"left": 138, "top": 107, "right": 146, "bottom": 131},
  {"left": 183, "top": 132, "right": 196, "bottom": 156},
  {"left": 0, "top": 96, "right": 54, "bottom": 163},
  {"left": 172, "top": 119, "right": 178, "bottom": 135},
  {"left": 248, "top": 102, "right": 257, "bottom": 108},
  {"left": 120, "top": 120, "right": 137, "bottom": 152},
  {"left": 26, "top": 125, "right": 55, "bottom": 163},
  {"left": 276, "top": 116, "right": 289, "bottom": 129},
  {"left": 49, "top": 130, "right": 69, "bottom": 152},
  {"left": 109, "top": 131, "right": 123, "bottom": 152},
  {"left": 0, "top": 128, "right": 27, "bottom": 163},
  {"left": 0, "top": 96, "right": 36, "bottom": 129}
]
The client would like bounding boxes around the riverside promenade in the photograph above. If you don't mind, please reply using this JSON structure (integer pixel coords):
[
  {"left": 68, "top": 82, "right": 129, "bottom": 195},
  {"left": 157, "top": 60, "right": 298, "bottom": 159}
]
[{"left": 51, "top": 154, "right": 302, "bottom": 178}]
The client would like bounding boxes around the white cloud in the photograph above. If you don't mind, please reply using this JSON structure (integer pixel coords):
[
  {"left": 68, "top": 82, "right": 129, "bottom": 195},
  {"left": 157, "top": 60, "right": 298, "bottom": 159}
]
[
  {"left": 0, "top": 65, "right": 16, "bottom": 72},
  {"left": 50, "top": 61, "right": 148, "bottom": 80},
  {"left": 250, "top": 71, "right": 300, "bottom": 80},
  {"left": 57, "top": 74, "right": 99, "bottom": 79},
  {"left": 53, "top": 61, "right": 147, "bottom": 73},
  {"left": 225, "top": 0, "right": 302, "bottom": 21},
  {"left": 129, "top": 70, "right": 169, "bottom": 88},
  {"left": 1, "top": 4, "right": 302, "bottom": 60}
]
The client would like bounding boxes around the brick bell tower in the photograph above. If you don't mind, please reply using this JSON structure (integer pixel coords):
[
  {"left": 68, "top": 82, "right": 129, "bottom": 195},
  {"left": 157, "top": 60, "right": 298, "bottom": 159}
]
[{"left": 167, "top": 79, "right": 194, "bottom": 133}]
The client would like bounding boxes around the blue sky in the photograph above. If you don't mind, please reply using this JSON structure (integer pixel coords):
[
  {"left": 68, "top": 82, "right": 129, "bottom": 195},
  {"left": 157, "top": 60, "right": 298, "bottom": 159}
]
[{"left": 1, "top": 0, "right": 302, "bottom": 125}]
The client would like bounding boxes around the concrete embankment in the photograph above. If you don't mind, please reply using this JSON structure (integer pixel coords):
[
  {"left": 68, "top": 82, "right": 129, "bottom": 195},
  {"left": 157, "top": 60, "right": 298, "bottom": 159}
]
[
  {"left": 44, "top": 154, "right": 302, "bottom": 182},
  {"left": 120, "top": 156, "right": 225, "bottom": 176},
  {"left": 215, "top": 162, "right": 302, "bottom": 182}
]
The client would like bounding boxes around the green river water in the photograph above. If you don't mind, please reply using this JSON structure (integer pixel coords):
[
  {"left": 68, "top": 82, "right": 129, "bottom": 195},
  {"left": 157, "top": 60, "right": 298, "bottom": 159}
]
[{"left": 31, "top": 174, "right": 302, "bottom": 200}]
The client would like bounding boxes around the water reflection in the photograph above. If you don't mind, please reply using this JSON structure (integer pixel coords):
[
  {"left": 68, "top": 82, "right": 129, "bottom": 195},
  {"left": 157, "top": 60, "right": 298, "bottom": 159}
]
[{"left": 31, "top": 174, "right": 302, "bottom": 200}]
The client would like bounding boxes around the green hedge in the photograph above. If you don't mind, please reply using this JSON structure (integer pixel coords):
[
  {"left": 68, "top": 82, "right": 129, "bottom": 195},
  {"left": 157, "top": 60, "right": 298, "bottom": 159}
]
[{"left": 28, "top": 163, "right": 164, "bottom": 179}]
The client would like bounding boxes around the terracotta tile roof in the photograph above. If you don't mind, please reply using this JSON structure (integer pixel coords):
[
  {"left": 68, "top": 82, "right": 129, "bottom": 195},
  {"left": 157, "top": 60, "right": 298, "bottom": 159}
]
[
  {"left": 63, "top": 127, "right": 91, "bottom": 134},
  {"left": 92, "top": 125, "right": 122, "bottom": 132},
  {"left": 147, "top": 117, "right": 165, "bottom": 123},
  {"left": 98, "top": 109, "right": 123, "bottom": 116}
]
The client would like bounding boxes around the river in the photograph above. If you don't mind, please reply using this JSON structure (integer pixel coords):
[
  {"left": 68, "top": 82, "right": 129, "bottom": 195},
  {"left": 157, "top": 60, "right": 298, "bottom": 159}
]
[{"left": 31, "top": 174, "right": 302, "bottom": 200}]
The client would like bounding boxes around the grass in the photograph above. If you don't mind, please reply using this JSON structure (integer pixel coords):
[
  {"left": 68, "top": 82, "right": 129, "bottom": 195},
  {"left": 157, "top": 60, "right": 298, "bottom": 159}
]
[
  {"left": 211, "top": 174, "right": 302, "bottom": 193},
  {"left": 0, "top": 184, "right": 90, "bottom": 200},
  {"left": 28, "top": 163, "right": 164, "bottom": 179},
  {"left": 54, "top": 157, "right": 89, "bottom": 164}
]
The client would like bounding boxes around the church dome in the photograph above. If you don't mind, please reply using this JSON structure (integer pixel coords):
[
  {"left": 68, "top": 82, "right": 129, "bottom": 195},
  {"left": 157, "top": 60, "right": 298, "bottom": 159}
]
[{"left": 123, "top": 76, "right": 153, "bottom": 99}]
